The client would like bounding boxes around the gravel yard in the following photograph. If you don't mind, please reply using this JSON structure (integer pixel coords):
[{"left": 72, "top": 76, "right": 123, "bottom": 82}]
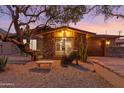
[{"left": 0, "top": 56, "right": 113, "bottom": 88}]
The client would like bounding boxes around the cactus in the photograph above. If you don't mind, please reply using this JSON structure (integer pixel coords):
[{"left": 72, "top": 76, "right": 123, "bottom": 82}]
[
  {"left": 0, "top": 56, "right": 8, "bottom": 70},
  {"left": 83, "top": 44, "right": 88, "bottom": 62},
  {"left": 79, "top": 35, "right": 88, "bottom": 62},
  {"left": 79, "top": 35, "right": 83, "bottom": 61}
]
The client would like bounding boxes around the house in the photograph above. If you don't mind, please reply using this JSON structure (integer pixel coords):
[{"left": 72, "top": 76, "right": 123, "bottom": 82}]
[
  {"left": 30, "top": 26, "right": 121, "bottom": 59},
  {"left": 0, "top": 26, "right": 122, "bottom": 58}
]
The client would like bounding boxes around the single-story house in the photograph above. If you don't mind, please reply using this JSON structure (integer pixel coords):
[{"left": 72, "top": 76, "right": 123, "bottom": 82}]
[{"left": 0, "top": 26, "right": 122, "bottom": 59}]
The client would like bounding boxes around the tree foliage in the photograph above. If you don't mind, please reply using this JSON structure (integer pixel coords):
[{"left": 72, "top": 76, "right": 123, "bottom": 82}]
[
  {"left": 0, "top": 6, "right": 88, "bottom": 32},
  {"left": 91, "top": 5, "right": 124, "bottom": 19}
]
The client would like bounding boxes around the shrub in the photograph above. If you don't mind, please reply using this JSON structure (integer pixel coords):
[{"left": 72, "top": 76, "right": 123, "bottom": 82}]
[
  {"left": 0, "top": 56, "right": 8, "bottom": 71},
  {"left": 67, "top": 50, "right": 79, "bottom": 64},
  {"left": 61, "top": 50, "right": 80, "bottom": 67}
]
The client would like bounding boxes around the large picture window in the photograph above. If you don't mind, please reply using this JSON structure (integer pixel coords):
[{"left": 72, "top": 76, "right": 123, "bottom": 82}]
[{"left": 55, "top": 38, "right": 73, "bottom": 56}]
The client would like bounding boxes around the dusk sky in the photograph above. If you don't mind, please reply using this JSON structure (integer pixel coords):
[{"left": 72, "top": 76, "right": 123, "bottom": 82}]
[
  {"left": 71, "top": 14, "right": 124, "bottom": 35},
  {"left": 0, "top": 6, "right": 124, "bottom": 36}
]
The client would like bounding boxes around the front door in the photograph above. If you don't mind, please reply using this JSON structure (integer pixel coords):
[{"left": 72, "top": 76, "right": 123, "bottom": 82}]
[{"left": 55, "top": 38, "right": 73, "bottom": 56}]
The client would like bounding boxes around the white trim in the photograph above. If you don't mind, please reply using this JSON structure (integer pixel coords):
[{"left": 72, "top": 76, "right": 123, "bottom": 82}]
[{"left": 23, "top": 39, "right": 37, "bottom": 50}]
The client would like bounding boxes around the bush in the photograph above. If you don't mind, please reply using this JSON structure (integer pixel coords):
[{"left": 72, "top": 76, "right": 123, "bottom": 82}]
[
  {"left": 60, "top": 50, "right": 79, "bottom": 67},
  {"left": 0, "top": 56, "right": 8, "bottom": 71},
  {"left": 67, "top": 50, "right": 79, "bottom": 64}
]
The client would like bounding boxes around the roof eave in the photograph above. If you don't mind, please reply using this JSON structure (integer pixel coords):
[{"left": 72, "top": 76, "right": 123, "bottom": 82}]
[{"left": 42, "top": 26, "right": 96, "bottom": 35}]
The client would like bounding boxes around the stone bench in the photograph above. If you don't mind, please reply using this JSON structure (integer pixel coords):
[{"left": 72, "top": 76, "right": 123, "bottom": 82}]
[{"left": 35, "top": 60, "right": 53, "bottom": 69}]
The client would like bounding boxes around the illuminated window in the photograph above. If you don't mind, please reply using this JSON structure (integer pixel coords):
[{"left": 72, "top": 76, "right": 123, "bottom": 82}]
[
  {"left": 23, "top": 39, "right": 37, "bottom": 50},
  {"left": 30, "top": 39, "right": 37, "bottom": 50},
  {"left": 55, "top": 38, "right": 73, "bottom": 55}
]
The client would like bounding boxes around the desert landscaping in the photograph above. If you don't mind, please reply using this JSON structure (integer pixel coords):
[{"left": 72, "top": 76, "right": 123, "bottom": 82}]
[{"left": 0, "top": 55, "right": 113, "bottom": 88}]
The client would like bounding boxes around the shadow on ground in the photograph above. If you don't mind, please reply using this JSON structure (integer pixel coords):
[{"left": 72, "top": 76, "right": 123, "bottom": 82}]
[
  {"left": 69, "top": 64, "right": 89, "bottom": 71},
  {"left": 8, "top": 60, "right": 31, "bottom": 65},
  {"left": 29, "top": 67, "right": 51, "bottom": 73}
]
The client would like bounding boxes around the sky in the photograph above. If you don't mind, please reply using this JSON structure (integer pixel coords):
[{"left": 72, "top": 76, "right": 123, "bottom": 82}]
[
  {"left": 0, "top": 6, "right": 124, "bottom": 36},
  {"left": 71, "top": 14, "right": 124, "bottom": 35}
]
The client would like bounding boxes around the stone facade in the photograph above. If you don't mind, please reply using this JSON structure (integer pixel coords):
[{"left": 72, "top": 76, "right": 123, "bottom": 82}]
[
  {"left": 105, "top": 47, "right": 124, "bottom": 58},
  {"left": 36, "top": 38, "right": 43, "bottom": 55},
  {"left": 41, "top": 32, "right": 87, "bottom": 59},
  {"left": 42, "top": 33, "right": 55, "bottom": 59}
]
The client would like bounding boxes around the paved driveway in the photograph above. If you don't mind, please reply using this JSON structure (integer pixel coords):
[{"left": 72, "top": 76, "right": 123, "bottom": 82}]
[{"left": 89, "top": 57, "right": 124, "bottom": 77}]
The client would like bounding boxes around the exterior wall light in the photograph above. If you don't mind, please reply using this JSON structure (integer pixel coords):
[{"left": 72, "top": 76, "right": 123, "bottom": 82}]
[
  {"left": 106, "top": 40, "right": 110, "bottom": 46},
  {"left": 62, "top": 30, "right": 67, "bottom": 33},
  {"left": 62, "top": 31, "right": 64, "bottom": 33}
]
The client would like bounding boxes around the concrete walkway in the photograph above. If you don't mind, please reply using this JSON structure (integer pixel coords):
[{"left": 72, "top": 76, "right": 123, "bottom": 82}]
[
  {"left": 89, "top": 57, "right": 124, "bottom": 77},
  {"left": 88, "top": 57, "right": 124, "bottom": 87}
]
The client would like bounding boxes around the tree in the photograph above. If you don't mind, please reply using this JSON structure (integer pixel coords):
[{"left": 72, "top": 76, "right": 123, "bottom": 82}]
[
  {"left": 0, "top": 5, "right": 95, "bottom": 60},
  {"left": 0, "top": 5, "right": 123, "bottom": 61}
]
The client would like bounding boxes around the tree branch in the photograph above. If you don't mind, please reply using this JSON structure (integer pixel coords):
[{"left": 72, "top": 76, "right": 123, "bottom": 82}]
[
  {"left": 23, "top": 9, "right": 46, "bottom": 17},
  {"left": 6, "top": 5, "right": 14, "bottom": 17},
  {"left": 19, "top": 20, "right": 36, "bottom": 26},
  {"left": 5, "top": 20, "right": 14, "bottom": 39},
  {"left": 108, "top": 12, "right": 124, "bottom": 18},
  {"left": 102, "top": 5, "right": 124, "bottom": 18},
  {"left": 83, "top": 5, "right": 98, "bottom": 14}
]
